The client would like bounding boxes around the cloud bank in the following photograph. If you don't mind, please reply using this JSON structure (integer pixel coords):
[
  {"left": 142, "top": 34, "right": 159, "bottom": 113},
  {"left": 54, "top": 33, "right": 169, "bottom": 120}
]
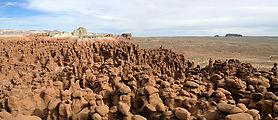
[{"left": 1, "top": 0, "right": 278, "bottom": 36}]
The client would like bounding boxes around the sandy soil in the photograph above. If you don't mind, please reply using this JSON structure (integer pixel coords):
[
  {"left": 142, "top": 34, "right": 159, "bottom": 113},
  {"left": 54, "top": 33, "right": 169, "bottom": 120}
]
[{"left": 131, "top": 36, "right": 278, "bottom": 70}]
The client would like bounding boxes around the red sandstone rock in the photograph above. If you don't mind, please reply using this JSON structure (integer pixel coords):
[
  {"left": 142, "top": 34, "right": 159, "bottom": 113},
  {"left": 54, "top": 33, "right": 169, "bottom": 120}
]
[{"left": 0, "top": 36, "right": 277, "bottom": 120}]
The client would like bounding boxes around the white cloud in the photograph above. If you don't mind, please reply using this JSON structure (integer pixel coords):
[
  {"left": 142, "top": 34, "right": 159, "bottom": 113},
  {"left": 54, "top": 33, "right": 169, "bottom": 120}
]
[
  {"left": 3, "top": 0, "right": 278, "bottom": 36},
  {"left": 0, "top": 2, "right": 17, "bottom": 8},
  {"left": 6, "top": 2, "right": 17, "bottom": 6}
]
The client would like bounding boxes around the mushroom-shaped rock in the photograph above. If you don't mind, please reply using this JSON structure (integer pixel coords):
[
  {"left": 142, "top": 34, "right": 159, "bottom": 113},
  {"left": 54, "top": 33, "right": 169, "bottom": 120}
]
[
  {"left": 217, "top": 103, "right": 243, "bottom": 114},
  {"left": 173, "top": 107, "right": 190, "bottom": 120},
  {"left": 225, "top": 113, "right": 253, "bottom": 120},
  {"left": 132, "top": 115, "right": 147, "bottom": 120},
  {"left": 95, "top": 105, "right": 109, "bottom": 116}
]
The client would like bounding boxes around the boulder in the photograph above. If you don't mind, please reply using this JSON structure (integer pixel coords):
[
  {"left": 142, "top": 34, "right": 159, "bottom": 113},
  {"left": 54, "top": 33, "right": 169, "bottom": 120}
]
[
  {"left": 156, "top": 103, "right": 167, "bottom": 112},
  {"left": 71, "top": 108, "right": 90, "bottom": 120},
  {"left": 217, "top": 103, "right": 243, "bottom": 114},
  {"left": 5, "top": 114, "right": 42, "bottom": 120},
  {"left": 184, "top": 81, "right": 199, "bottom": 88},
  {"left": 246, "top": 109, "right": 260, "bottom": 120},
  {"left": 251, "top": 93, "right": 264, "bottom": 101},
  {"left": 95, "top": 105, "right": 109, "bottom": 116},
  {"left": 91, "top": 113, "right": 102, "bottom": 120},
  {"left": 210, "top": 74, "right": 222, "bottom": 81},
  {"left": 132, "top": 115, "right": 147, "bottom": 120},
  {"left": 173, "top": 107, "right": 190, "bottom": 120},
  {"left": 118, "top": 86, "right": 131, "bottom": 94},
  {"left": 236, "top": 103, "right": 248, "bottom": 112},
  {"left": 214, "top": 91, "right": 226, "bottom": 98},
  {"left": 0, "top": 110, "right": 12, "bottom": 119},
  {"left": 203, "top": 110, "right": 219, "bottom": 120},
  {"left": 225, "top": 113, "right": 253, "bottom": 120},
  {"left": 118, "top": 102, "right": 130, "bottom": 116},
  {"left": 144, "top": 86, "right": 159, "bottom": 95}
]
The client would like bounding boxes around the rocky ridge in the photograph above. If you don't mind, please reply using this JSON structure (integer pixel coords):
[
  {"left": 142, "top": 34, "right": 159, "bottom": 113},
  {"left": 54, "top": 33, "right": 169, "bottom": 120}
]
[{"left": 0, "top": 37, "right": 277, "bottom": 120}]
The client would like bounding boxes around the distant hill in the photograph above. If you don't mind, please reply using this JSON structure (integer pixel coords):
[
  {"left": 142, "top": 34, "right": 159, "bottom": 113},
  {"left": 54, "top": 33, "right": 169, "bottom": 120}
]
[
  {"left": 0, "top": 29, "right": 107, "bottom": 36},
  {"left": 225, "top": 33, "right": 243, "bottom": 37},
  {"left": 0, "top": 30, "right": 59, "bottom": 36}
]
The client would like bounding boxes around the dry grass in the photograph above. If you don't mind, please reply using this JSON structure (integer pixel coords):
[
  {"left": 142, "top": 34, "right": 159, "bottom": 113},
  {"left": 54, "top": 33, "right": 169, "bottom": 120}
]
[{"left": 131, "top": 36, "right": 278, "bottom": 70}]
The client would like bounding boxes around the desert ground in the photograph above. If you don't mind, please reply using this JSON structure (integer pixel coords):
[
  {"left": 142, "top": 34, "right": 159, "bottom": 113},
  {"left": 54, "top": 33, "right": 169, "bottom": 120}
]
[{"left": 131, "top": 36, "right": 278, "bottom": 70}]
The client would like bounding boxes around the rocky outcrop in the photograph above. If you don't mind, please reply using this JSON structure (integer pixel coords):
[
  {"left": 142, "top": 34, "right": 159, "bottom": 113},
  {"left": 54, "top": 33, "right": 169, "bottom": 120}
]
[
  {"left": 0, "top": 36, "right": 277, "bottom": 120},
  {"left": 121, "top": 33, "right": 132, "bottom": 40},
  {"left": 72, "top": 27, "right": 89, "bottom": 36}
]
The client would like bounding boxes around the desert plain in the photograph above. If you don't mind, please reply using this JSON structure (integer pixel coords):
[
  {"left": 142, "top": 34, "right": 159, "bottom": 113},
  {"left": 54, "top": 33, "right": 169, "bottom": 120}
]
[{"left": 132, "top": 36, "right": 278, "bottom": 70}]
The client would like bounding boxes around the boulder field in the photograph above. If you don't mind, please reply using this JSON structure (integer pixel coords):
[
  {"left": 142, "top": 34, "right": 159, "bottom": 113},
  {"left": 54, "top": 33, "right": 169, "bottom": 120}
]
[{"left": 0, "top": 37, "right": 277, "bottom": 120}]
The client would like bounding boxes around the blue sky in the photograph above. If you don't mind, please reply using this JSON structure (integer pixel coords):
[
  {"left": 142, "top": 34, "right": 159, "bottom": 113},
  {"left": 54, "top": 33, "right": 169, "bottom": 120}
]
[{"left": 1, "top": 0, "right": 278, "bottom": 36}]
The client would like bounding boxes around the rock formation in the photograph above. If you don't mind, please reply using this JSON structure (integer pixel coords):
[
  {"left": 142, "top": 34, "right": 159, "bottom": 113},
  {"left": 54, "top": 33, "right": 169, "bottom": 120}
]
[
  {"left": 0, "top": 36, "right": 277, "bottom": 120},
  {"left": 72, "top": 27, "right": 89, "bottom": 36},
  {"left": 121, "top": 33, "right": 132, "bottom": 40}
]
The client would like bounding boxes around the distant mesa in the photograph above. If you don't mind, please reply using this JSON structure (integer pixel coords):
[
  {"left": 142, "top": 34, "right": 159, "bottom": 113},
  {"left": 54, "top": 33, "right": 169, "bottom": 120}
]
[
  {"left": 225, "top": 33, "right": 243, "bottom": 37},
  {"left": 49, "top": 27, "right": 92, "bottom": 38},
  {"left": 72, "top": 27, "right": 89, "bottom": 36},
  {"left": 0, "top": 30, "right": 54, "bottom": 36},
  {"left": 214, "top": 35, "right": 220, "bottom": 37},
  {"left": 0, "top": 27, "right": 133, "bottom": 41},
  {"left": 47, "top": 27, "right": 133, "bottom": 40}
]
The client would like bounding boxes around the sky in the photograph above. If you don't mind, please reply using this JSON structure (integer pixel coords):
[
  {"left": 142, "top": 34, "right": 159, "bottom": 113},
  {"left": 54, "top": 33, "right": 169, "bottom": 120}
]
[{"left": 0, "top": 0, "right": 278, "bottom": 36}]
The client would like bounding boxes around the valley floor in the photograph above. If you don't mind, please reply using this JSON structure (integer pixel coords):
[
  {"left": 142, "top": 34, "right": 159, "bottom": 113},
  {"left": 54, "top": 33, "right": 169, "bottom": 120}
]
[{"left": 132, "top": 36, "right": 278, "bottom": 70}]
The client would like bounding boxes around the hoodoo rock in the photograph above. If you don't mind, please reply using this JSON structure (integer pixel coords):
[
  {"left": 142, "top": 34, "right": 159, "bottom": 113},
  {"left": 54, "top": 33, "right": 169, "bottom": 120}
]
[{"left": 0, "top": 36, "right": 277, "bottom": 120}]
